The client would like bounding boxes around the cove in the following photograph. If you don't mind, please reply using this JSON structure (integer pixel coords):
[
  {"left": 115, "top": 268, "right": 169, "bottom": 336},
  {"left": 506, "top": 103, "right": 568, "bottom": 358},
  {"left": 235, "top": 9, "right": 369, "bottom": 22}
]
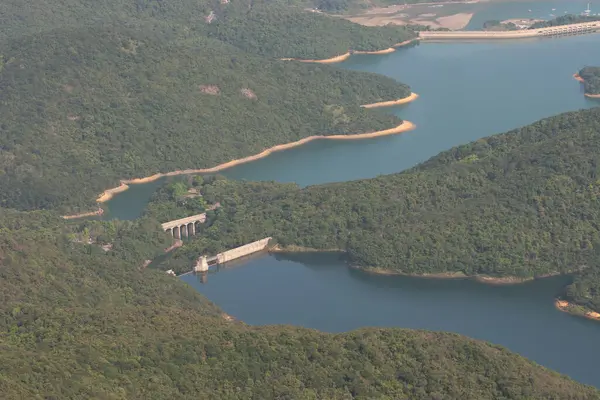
[
  {"left": 103, "top": 34, "right": 599, "bottom": 219},
  {"left": 182, "top": 253, "right": 600, "bottom": 388}
]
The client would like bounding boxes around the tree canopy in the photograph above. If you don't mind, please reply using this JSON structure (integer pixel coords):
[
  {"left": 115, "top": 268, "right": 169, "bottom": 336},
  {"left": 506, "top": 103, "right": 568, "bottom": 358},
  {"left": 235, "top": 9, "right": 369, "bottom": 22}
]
[
  {"left": 145, "top": 108, "right": 600, "bottom": 316},
  {"left": 0, "top": 26, "right": 412, "bottom": 213},
  {"left": 579, "top": 66, "right": 600, "bottom": 95},
  {"left": 0, "top": 208, "right": 598, "bottom": 399}
]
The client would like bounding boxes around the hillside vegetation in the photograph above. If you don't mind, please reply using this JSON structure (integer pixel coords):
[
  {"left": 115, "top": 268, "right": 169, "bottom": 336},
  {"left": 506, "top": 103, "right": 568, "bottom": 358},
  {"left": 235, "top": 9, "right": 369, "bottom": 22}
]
[
  {"left": 579, "top": 66, "right": 600, "bottom": 95},
  {"left": 145, "top": 108, "right": 600, "bottom": 313},
  {"left": 0, "top": 26, "right": 413, "bottom": 213},
  {"left": 208, "top": 0, "right": 416, "bottom": 59},
  {"left": 1, "top": 0, "right": 416, "bottom": 59},
  {"left": 0, "top": 208, "right": 598, "bottom": 399}
]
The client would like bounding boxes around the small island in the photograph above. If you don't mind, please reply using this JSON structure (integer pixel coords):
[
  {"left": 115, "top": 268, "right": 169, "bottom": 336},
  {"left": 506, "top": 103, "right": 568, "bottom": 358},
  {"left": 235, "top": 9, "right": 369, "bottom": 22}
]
[{"left": 577, "top": 66, "right": 600, "bottom": 98}]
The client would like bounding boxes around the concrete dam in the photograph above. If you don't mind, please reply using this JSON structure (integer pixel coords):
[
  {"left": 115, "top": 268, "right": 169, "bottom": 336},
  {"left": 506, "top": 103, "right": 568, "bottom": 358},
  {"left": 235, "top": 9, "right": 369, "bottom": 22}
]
[
  {"left": 194, "top": 237, "right": 273, "bottom": 273},
  {"left": 420, "top": 21, "right": 600, "bottom": 41}
]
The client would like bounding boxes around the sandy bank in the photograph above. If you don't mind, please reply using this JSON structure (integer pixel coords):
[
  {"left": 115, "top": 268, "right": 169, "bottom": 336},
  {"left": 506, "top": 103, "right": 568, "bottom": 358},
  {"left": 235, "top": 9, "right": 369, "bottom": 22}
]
[
  {"left": 356, "top": 266, "right": 469, "bottom": 279},
  {"left": 361, "top": 92, "right": 419, "bottom": 109},
  {"left": 281, "top": 39, "right": 418, "bottom": 64},
  {"left": 62, "top": 207, "right": 104, "bottom": 220},
  {"left": 270, "top": 244, "right": 343, "bottom": 253},
  {"left": 95, "top": 120, "right": 416, "bottom": 203},
  {"left": 435, "top": 13, "right": 474, "bottom": 30},
  {"left": 574, "top": 73, "right": 585, "bottom": 83},
  {"left": 355, "top": 266, "right": 564, "bottom": 285},
  {"left": 555, "top": 299, "right": 600, "bottom": 321}
]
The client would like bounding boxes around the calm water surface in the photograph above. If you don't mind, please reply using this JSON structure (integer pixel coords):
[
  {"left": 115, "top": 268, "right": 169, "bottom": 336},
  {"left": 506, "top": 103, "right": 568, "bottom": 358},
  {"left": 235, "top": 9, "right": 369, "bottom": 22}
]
[
  {"left": 183, "top": 253, "right": 600, "bottom": 388},
  {"left": 108, "top": 32, "right": 600, "bottom": 386},
  {"left": 105, "top": 34, "right": 600, "bottom": 219}
]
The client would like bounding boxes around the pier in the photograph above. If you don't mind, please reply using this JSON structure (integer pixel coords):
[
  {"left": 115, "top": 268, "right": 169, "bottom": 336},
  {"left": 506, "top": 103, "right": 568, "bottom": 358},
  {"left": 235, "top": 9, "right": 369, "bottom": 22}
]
[{"left": 420, "top": 21, "right": 600, "bottom": 41}]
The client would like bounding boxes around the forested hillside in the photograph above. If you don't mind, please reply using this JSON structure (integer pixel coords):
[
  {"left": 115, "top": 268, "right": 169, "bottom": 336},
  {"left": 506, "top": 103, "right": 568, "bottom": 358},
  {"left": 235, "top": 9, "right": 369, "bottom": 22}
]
[
  {"left": 0, "top": 209, "right": 597, "bottom": 399},
  {"left": 1, "top": 0, "right": 416, "bottom": 59},
  {"left": 145, "top": 108, "right": 600, "bottom": 313},
  {"left": 208, "top": 0, "right": 416, "bottom": 59},
  {"left": 0, "top": 26, "right": 413, "bottom": 213},
  {"left": 579, "top": 66, "right": 600, "bottom": 95}
]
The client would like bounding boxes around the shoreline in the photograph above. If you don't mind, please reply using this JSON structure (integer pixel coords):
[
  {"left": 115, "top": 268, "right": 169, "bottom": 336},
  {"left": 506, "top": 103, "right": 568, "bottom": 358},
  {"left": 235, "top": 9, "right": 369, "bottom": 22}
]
[
  {"left": 280, "top": 39, "right": 418, "bottom": 64},
  {"left": 555, "top": 299, "right": 600, "bottom": 322},
  {"left": 270, "top": 244, "right": 343, "bottom": 253},
  {"left": 361, "top": 92, "right": 419, "bottom": 108},
  {"left": 62, "top": 207, "right": 104, "bottom": 220},
  {"left": 271, "top": 246, "right": 566, "bottom": 286},
  {"left": 353, "top": 265, "right": 564, "bottom": 285},
  {"left": 62, "top": 120, "right": 416, "bottom": 218},
  {"left": 573, "top": 73, "right": 600, "bottom": 98}
]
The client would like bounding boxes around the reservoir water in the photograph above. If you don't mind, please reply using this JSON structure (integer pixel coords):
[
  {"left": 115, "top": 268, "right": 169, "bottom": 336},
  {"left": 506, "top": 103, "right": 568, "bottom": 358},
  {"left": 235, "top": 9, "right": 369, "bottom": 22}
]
[
  {"left": 182, "top": 253, "right": 600, "bottom": 388},
  {"left": 107, "top": 32, "right": 600, "bottom": 386},
  {"left": 104, "top": 34, "right": 599, "bottom": 219}
]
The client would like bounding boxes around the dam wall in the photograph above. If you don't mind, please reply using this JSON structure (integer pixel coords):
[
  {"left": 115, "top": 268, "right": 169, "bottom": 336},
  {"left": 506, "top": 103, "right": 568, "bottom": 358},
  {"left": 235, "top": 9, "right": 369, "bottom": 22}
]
[
  {"left": 420, "top": 21, "right": 600, "bottom": 41},
  {"left": 216, "top": 237, "right": 272, "bottom": 264}
]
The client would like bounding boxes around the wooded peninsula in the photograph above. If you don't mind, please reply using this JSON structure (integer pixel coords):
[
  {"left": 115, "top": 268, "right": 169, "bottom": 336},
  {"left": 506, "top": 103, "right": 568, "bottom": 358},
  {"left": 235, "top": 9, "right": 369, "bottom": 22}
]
[
  {"left": 3, "top": 0, "right": 600, "bottom": 398},
  {"left": 140, "top": 108, "right": 600, "bottom": 319}
]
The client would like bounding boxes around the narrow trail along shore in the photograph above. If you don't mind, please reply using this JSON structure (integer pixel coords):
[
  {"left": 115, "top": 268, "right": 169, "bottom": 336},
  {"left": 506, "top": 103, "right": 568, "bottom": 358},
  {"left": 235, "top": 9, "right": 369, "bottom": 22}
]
[
  {"left": 573, "top": 73, "right": 600, "bottom": 98},
  {"left": 61, "top": 119, "right": 416, "bottom": 218},
  {"left": 280, "top": 39, "right": 417, "bottom": 64}
]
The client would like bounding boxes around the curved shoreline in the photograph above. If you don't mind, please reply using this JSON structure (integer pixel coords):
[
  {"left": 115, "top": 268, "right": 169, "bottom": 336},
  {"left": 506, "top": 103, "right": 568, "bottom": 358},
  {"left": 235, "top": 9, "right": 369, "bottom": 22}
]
[
  {"left": 271, "top": 245, "right": 564, "bottom": 285},
  {"left": 555, "top": 299, "right": 600, "bottom": 322},
  {"left": 62, "top": 120, "right": 416, "bottom": 217},
  {"left": 573, "top": 73, "right": 600, "bottom": 98},
  {"left": 62, "top": 207, "right": 104, "bottom": 220},
  {"left": 354, "top": 265, "right": 562, "bottom": 284},
  {"left": 361, "top": 92, "right": 419, "bottom": 108},
  {"left": 280, "top": 39, "right": 418, "bottom": 64}
]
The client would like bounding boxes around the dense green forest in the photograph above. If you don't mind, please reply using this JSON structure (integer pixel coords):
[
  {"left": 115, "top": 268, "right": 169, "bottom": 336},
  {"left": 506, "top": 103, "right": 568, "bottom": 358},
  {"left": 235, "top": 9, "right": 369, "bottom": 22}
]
[
  {"left": 579, "top": 66, "right": 600, "bottom": 95},
  {"left": 208, "top": 1, "right": 416, "bottom": 59},
  {"left": 144, "top": 108, "right": 600, "bottom": 315},
  {"left": 529, "top": 14, "right": 600, "bottom": 29},
  {"left": 1, "top": 208, "right": 598, "bottom": 399},
  {"left": 0, "top": 26, "right": 413, "bottom": 213},
  {"left": 0, "top": 0, "right": 416, "bottom": 59},
  {"left": 482, "top": 20, "right": 518, "bottom": 31}
]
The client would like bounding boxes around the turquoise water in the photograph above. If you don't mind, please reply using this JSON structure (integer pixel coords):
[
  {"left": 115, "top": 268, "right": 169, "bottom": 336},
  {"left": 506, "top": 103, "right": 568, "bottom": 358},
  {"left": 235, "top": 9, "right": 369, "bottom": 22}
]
[{"left": 105, "top": 35, "right": 599, "bottom": 219}]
